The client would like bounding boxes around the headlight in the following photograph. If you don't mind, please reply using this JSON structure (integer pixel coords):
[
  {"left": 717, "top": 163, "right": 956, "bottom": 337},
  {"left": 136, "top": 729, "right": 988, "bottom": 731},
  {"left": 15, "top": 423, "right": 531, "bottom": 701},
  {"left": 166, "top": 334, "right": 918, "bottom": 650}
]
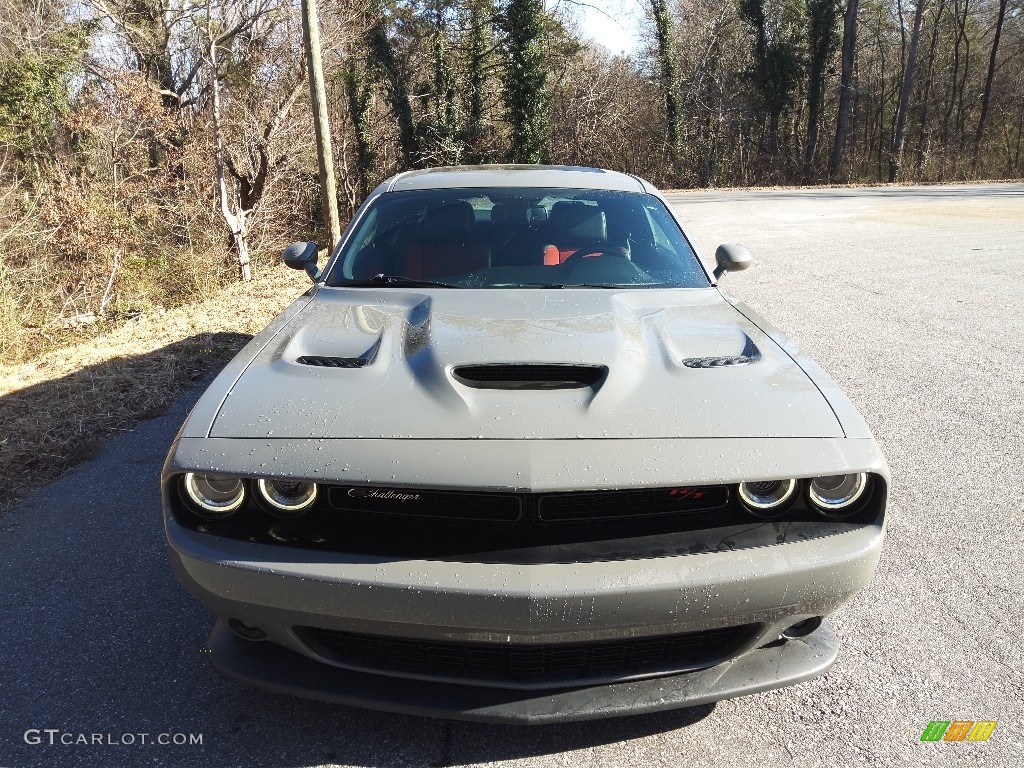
[
  {"left": 256, "top": 478, "right": 318, "bottom": 517},
  {"left": 183, "top": 472, "right": 245, "bottom": 517},
  {"left": 737, "top": 479, "right": 797, "bottom": 517},
  {"left": 808, "top": 473, "right": 869, "bottom": 517}
]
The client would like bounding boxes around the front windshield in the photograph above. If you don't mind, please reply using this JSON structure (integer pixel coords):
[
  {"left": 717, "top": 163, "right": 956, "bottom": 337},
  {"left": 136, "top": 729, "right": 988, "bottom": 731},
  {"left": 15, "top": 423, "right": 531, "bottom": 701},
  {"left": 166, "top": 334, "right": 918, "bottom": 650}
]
[{"left": 325, "top": 187, "right": 710, "bottom": 289}]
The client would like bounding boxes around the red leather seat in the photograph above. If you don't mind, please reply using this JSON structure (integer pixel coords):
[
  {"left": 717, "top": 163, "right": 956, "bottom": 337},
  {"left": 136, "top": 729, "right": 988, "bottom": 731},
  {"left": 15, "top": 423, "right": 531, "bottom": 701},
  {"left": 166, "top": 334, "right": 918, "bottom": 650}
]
[
  {"left": 544, "top": 203, "right": 609, "bottom": 265},
  {"left": 403, "top": 201, "right": 490, "bottom": 280}
]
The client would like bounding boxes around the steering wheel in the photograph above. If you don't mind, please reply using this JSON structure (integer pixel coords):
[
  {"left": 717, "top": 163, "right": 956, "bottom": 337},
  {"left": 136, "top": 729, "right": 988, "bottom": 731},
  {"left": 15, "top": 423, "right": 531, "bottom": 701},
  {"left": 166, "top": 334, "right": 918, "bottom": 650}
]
[{"left": 561, "top": 244, "right": 631, "bottom": 263}]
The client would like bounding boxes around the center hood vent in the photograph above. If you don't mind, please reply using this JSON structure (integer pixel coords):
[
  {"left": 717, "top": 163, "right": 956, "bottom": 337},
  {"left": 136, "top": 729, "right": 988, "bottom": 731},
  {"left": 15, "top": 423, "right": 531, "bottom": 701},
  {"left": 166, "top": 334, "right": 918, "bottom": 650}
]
[{"left": 452, "top": 364, "right": 607, "bottom": 390}]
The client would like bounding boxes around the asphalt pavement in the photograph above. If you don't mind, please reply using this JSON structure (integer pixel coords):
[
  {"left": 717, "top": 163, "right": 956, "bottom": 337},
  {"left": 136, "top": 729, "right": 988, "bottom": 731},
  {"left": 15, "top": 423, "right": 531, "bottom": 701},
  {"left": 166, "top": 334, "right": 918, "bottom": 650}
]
[{"left": 1, "top": 183, "right": 1021, "bottom": 767}]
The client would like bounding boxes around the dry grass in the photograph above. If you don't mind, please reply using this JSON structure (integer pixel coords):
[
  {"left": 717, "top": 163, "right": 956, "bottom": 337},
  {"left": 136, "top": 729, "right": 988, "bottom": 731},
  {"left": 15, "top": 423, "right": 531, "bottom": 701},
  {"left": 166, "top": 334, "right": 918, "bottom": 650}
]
[{"left": 0, "top": 263, "right": 310, "bottom": 516}]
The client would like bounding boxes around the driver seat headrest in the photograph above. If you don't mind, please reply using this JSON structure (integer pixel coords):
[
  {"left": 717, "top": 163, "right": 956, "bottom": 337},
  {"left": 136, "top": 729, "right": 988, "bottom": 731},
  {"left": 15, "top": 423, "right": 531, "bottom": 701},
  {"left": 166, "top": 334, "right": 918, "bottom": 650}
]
[{"left": 555, "top": 203, "right": 607, "bottom": 242}]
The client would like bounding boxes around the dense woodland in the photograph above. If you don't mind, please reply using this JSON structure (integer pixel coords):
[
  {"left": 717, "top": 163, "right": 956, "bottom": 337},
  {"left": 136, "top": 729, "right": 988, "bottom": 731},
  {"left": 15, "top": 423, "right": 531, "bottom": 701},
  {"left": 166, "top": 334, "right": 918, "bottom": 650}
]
[{"left": 1, "top": 0, "right": 1022, "bottom": 361}]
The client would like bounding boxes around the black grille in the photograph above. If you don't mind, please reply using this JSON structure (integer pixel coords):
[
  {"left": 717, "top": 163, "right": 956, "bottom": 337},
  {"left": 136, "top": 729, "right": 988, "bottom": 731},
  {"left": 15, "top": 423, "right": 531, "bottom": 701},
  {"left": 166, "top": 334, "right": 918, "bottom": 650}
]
[
  {"left": 327, "top": 485, "right": 726, "bottom": 524},
  {"left": 539, "top": 486, "right": 729, "bottom": 521},
  {"left": 296, "top": 355, "right": 367, "bottom": 368},
  {"left": 297, "top": 624, "right": 755, "bottom": 687},
  {"left": 452, "top": 364, "right": 606, "bottom": 389},
  {"left": 179, "top": 478, "right": 879, "bottom": 560},
  {"left": 175, "top": 475, "right": 882, "bottom": 560},
  {"left": 328, "top": 486, "right": 522, "bottom": 522},
  {"left": 182, "top": 482, "right": 746, "bottom": 558}
]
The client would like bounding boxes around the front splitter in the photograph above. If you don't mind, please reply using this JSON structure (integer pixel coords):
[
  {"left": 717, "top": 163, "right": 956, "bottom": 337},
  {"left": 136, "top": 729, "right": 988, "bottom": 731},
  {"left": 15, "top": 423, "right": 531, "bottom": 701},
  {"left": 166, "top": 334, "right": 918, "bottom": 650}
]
[{"left": 207, "top": 620, "right": 839, "bottom": 724}]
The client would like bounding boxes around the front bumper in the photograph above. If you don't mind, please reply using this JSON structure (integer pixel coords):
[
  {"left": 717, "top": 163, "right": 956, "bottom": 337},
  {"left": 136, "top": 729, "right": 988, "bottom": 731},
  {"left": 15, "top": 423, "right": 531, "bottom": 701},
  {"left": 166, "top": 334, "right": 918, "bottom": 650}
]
[
  {"left": 168, "top": 512, "right": 883, "bottom": 720},
  {"left": 208, "top": 617, "right": 839, "bottom": 724}
]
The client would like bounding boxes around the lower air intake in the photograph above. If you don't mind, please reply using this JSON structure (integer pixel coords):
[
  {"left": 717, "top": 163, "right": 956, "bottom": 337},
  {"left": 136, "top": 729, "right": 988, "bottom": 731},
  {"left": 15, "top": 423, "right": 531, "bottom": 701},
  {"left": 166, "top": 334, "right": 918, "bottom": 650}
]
[{"left": 297, "top": 624, "right": 755, "bottom": 688}]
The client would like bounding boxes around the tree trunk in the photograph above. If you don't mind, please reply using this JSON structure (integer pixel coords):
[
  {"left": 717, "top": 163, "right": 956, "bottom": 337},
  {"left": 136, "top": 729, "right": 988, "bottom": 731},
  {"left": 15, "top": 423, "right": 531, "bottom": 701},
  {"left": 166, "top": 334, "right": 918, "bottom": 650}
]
[
  {"left": 367, "top": 1, "right": 420, "bottom": 167},
  {"left": 804, "top": 0, "right": 838, "bottom": 183},
  {"left": 501, "top": 0, "right": 549, "bottom": 163},
  {"left": 651, "top": 0, "right": 682, "bottom": 175},
  {"left": 464, "top": 0, "right": 490, "bottom": 162},
  {"left": 301, "top": 0, "right": 341, "bottom": 249},
  {"left": 941, "top": 0, "right": 969, "bottom": 152},
  {"left": 914, "top": 0, "right": 947, "bottom": 177},
  {"left": 344, "top": 61, "right": 375, "bottom": 200},
  {"left": 233, "top": 206, "right": 251, "bottom": 282},
  {"left": 1014, "top": 99, "right": 1024, "bottom": 174},
  {"left": 889, "top": 0, "right": 926, "bottom": 182},
  {"left": 973, "top": 0, "right": 1008, "bottom": 169},
  {"left": 830, "top": 0, "right": 860, "bottom": 181},
  {"left": 208, "top": 16, "right": 250, "bottom": 282},
  {"left": 954, "top": 4, "right": 973, "bottom": 150}
]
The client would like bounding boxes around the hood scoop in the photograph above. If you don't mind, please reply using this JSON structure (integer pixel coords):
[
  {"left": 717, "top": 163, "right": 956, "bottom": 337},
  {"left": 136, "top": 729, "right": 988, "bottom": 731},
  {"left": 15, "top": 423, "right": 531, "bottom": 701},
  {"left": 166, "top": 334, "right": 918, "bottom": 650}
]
[
  {"left": 452, "top": 364, "right": 607, "bottom": 390},
  {"left": 296, "top": 337, "right": 381, "bottom": 369},
  {"left": 297, "top": 355, "right": 368, "bottom": 368},
  {"left": 683, "top": 336, "right": 762, "bottom": 369}
]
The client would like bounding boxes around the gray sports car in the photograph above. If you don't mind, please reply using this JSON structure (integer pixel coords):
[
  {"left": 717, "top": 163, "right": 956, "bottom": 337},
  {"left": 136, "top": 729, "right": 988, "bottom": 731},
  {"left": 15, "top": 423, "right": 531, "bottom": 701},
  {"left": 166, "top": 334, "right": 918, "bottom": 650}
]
[{"left": 162, "top": 165, "right": 888, "bottom": 724}]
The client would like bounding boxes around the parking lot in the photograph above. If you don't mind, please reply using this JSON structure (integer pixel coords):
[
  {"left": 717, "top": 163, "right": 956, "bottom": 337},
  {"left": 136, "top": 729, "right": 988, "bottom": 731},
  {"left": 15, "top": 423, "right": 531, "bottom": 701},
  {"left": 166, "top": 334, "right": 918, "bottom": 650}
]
[{"left": 1, "top": 183, "right": 1021, "bottom": 767}]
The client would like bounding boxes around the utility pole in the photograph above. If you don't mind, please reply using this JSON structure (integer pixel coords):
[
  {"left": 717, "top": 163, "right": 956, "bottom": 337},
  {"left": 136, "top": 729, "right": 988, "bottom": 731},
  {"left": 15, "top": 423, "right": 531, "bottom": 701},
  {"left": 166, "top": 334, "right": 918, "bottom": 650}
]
[{"left": 300, "top": 0, "right": 341, "bottom": 249}]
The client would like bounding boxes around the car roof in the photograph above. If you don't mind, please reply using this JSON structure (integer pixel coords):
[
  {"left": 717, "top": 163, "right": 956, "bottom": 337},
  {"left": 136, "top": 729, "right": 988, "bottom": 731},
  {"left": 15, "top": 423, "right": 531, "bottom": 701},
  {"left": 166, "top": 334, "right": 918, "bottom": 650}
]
[{"left": 386, "top": 165, "right": 650, "bottom": 193}]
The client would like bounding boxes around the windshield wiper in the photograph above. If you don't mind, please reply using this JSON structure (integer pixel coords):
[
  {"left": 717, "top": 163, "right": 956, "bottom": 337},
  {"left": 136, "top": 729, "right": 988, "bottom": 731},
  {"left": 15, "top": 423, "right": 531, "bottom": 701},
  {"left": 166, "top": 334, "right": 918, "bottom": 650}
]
[
  {"left": 343, "top": 274, "right": 462, "bottom": 288},
  {"left": 535, "top": 283, "right": 632, "bottom": 289}
]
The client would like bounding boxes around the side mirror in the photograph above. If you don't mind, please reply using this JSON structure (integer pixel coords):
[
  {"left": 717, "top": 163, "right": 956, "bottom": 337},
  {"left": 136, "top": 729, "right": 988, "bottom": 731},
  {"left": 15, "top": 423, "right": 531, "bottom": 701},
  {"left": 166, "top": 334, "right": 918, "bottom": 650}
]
[
  {"left": 282, "top": 241, "right": 321, "bottom": 281},
  {"left": 713, "top": 244, "right": 753, "bottom": 280}
]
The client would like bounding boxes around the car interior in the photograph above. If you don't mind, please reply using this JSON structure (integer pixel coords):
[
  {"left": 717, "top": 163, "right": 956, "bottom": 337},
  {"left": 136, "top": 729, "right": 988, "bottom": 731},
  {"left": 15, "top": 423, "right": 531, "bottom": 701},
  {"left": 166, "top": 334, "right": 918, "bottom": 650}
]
[{"left": 332, "top": 189, "right": 709, "bottom": 288}]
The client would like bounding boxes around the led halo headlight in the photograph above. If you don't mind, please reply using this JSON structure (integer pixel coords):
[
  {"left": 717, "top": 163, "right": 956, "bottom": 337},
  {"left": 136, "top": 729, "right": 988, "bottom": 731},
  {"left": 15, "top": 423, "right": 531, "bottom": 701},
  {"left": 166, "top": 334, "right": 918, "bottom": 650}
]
[
  {"left": 737, "top": 479, "right": 798, "bottom": 517},
  {"left": 183, "top": 472, "right": 246, "bottom": 518},
  {"left": 808, "top": 473, "right": 869, "bottom": 517},
  {"left": 256, "top": 478, "right": 318, "bottom": 517}
]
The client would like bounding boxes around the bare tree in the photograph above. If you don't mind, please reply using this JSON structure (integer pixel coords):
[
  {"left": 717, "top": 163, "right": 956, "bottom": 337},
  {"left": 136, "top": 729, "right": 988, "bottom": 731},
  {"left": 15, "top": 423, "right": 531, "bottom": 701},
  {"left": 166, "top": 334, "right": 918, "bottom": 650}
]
[
  {"left": 804, "top": 0, "right": 838, "bottom": 182},
  {"left": 829, "top": 0, "right": 859, "bottom": 181},
  {"left": 206, "top": 3, "right": 250, "bottom": 280},
  {"left": 202, "top": 0, "right": 302, "bottom": 280},
  {"left": 889, "top": 0, "right": 927, "bottom": 182},
  {"left": 973, "top": 0, "right": 1009, "bottom": 169}
]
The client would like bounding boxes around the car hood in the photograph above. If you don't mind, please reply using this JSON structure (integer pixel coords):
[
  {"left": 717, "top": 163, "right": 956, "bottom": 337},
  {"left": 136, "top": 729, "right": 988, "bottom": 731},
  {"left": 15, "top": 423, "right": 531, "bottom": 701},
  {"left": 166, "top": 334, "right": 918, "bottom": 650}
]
[{"left": 209, "top": 288, "right": 842, "bottom": 439}]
